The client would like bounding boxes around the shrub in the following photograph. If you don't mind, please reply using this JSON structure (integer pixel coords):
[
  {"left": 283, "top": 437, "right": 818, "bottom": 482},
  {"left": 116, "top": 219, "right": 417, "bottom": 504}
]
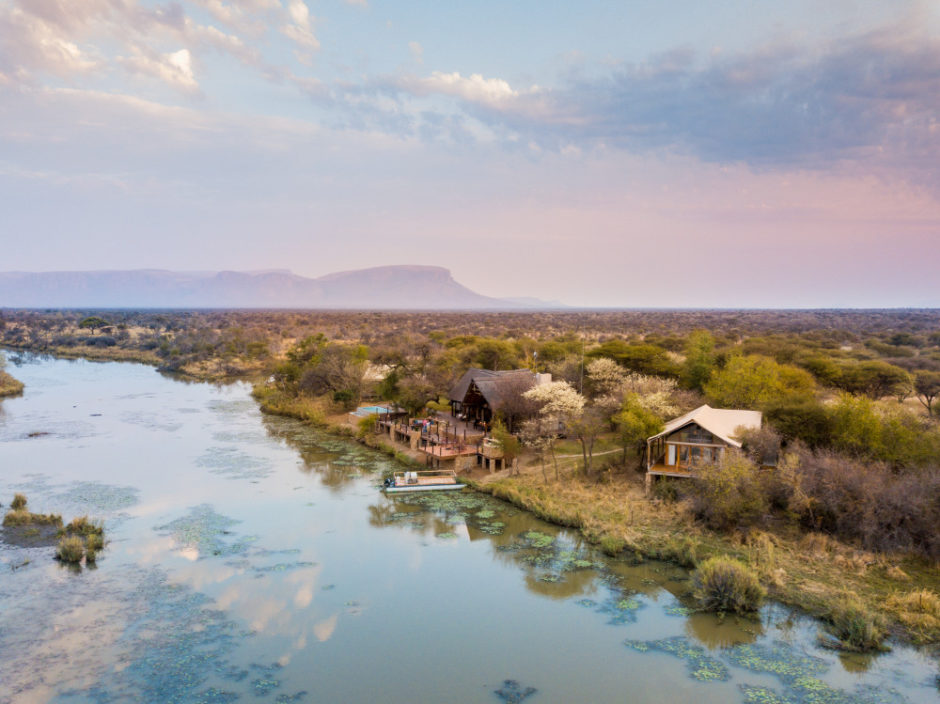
[
  {"left": 11, "top": 493, "right": 27, "bottom": 510},
  {"left": 56, "top": 536, "right": 86, "bottom": 564},
  {"left": 693, "top": 556, "right": 765, "bottom": 614},
  {"left": 689, "top": 451, "right": 769, "bottom": 530},
  {"left": 356, "top": 413, "right": 379, "bottom": 438},
  {"left": 825, "top": 593, "right": 886, "bottom": 651}
]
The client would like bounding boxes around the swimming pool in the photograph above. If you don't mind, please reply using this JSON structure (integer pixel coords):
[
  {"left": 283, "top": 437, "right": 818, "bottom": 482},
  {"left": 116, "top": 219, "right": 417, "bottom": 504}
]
[{"left": 353, "top": 405, "right": 391, "bottom": 417}]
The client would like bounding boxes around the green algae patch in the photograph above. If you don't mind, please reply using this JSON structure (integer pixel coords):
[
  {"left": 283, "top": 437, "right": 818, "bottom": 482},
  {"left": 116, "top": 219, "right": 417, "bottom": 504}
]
[
  {"left": 494, "top": 679, "right": 537, "bottom": 703},
  {"left": 740, "top": 685, "right": 794, "bottom": 704},
  {"left": 624, "top": 636, "right": 729, "bottom": 682},
  {"left": 436, "top": 531, "right": 458, "bottom": 540},
  {"left": 726, "top": 642, "right": 827, "bottom": 680},
  {"left": 523, "top": 531, "right": 554, "bottom": 549},
  {"left": 156, "top": 505, "right": 244, "bottom": 558}
]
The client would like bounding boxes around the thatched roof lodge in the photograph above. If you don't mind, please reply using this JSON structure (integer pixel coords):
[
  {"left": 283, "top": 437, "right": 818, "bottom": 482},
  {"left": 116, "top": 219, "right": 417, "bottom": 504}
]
[{"left": 448, "top": 368, "right": 550, "bottom": 429}]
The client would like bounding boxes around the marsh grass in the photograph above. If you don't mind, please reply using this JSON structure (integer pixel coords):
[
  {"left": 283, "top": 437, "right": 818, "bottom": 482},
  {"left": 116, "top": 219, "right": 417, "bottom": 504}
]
[
  {"left": 886, "top": 589, "right": 940, "bottom": 643},
  {"left": 3, "top": 509, "right": 63, "bottom": 527},
  {"left": 11, "top": 493, "right": 27, "bottom": 510},
  {"left": 55, "top": 535, "right": 86, "bottom": 564},
  {"left": 693, "top": 557, "right": 765, "bottom": 614},
  {"left": 64, "top": 515, "right": 104, "bottom": 537},
  {"left": 824, "top": 593, "right": 887, "bottom": 651}
]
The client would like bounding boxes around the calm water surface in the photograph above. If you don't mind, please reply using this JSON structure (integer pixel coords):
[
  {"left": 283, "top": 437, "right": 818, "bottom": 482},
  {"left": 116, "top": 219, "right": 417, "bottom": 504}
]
[{"left": 1, "top": 355, "right": 937, "bottom": 703}]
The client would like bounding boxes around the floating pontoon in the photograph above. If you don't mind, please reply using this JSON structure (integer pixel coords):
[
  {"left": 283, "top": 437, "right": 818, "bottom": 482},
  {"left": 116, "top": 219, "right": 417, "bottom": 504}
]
[{"left": 382, "top": 469, "right": 466, "bottom": 493}]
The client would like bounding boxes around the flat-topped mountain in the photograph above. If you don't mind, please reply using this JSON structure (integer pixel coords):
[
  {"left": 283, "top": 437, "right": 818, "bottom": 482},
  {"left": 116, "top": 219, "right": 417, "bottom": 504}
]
[{"left": 0, "top": 265, "right": 555, "bottom": 309}]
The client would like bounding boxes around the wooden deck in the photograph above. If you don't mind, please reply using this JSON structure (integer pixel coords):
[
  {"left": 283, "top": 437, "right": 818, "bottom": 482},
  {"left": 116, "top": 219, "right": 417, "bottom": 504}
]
[
  {"left": 647, "top": 463, "right": 697, "bottom": 478},
  {"left": 423, "top": 444, "right": 477, "bottom": 458}
]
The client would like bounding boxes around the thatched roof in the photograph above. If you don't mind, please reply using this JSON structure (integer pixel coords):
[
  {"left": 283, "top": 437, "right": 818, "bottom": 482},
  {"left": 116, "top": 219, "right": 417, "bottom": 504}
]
[
  {"left": 648, "top": 404, "right": 762, "bottom": 448},
  {"left": 449, "top": 368, "right": 537, "bottom": 410}
]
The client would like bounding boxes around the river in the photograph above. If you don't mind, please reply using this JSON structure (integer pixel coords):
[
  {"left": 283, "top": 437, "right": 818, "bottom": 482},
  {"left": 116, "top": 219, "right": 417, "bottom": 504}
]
[{"left": 0, "top": 354, "right": 937, "bottom": 703}]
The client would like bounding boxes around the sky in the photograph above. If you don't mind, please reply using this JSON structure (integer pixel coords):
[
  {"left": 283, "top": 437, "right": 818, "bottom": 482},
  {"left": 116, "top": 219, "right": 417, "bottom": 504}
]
[{"left": 1, "top": 0, "right": 939, "bottom": 308}]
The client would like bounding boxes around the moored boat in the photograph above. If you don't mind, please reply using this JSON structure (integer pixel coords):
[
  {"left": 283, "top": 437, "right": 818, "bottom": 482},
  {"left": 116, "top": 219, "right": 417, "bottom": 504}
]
[{"left": 382, "top": 469, "right": 466, "bottom": 493}]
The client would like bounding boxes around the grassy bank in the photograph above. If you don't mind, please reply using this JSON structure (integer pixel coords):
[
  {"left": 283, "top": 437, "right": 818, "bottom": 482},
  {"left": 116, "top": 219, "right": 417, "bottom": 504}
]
[
  {"left": 251, "top": 384, "right": 425, "bottom": 468},
  {"left": 0, "top": 370, "right": 24, "bottom": 397},
  {"left": 469, "top": 467, "right": 940, "bottom": 649},
  {"left": 1, "top": 342, "right": 268, "bottom": 384}
]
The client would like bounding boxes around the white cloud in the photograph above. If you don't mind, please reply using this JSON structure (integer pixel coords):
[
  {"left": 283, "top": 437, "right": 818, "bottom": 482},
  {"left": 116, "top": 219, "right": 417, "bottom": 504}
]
[
  {"left": 119, "top": 47, "right": 199, "bottom": 93},
  {"left": 396, "top": 71, "right": 540, "bottom": 109},
  {"left": 0, "top": 6, "right": 99, "bottom": 81}
]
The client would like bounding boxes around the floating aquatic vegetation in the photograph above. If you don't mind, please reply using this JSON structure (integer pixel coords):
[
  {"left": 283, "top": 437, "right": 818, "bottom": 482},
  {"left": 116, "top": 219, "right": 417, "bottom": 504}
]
[
  {"left": 436, "top": 532, "right": 458, "bottom": 540},
  {"left": 59, "top": 567, "right": 247, "bottom": 703},
  {"left": 192, "top": 687, "right": 240, "bottom": 703},
  {"left": 726, "top": 642, "right": 827, "bottom": 681},
  {"left": 523, "top": 531, "right": 554, "bottom": 549},
  {"left": 54, "top": 481, "right": 139, "bottom": 513},
  {"left": 252, "top": 561, "right": 317, "bottom": 574},
  {"left": 624, "top": 637, "right": 729, "bottom": 682},
  {"left": 252, "top": 677, "right": 281, "bottom": 696},
  {"left": 578, "top": 591, "right": 644, "bottom": 625},
  {"left": 274, "top": 692, "right": 308, "bottom": 703},
  {"left": 740, "top": 685, "right": 795, "bottom": 704},
  {"left": 155, "top": 505, "right": 245, "bottom": 558},
  {"left": 196, "top": 446, "right": 273, "bottom": 481},
  {"left": 494, "top": 679, "right": 537, "bottom": 703},
  {"left": 664, "top": 604, "right": 694, "bottom": 617},
  {"left": 119, "top": 410, "right": 183, "bottom": 433},
  {"left": 475, "top": 509, "right": 496, "bottom": 519},
  {"left": 725, "top": 641, "right": 907, "bottom": 704}
]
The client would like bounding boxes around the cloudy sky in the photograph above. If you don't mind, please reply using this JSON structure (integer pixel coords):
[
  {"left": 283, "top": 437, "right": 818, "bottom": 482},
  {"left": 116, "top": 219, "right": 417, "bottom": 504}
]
[{"left": 1, "top": 0, "right": 938, "bottom": 307}]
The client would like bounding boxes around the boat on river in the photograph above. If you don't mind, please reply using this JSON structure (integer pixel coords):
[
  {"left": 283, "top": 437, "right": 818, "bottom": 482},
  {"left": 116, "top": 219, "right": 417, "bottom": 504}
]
[{"left": 382, "top": 469, "right": 466, "bottom": 493}]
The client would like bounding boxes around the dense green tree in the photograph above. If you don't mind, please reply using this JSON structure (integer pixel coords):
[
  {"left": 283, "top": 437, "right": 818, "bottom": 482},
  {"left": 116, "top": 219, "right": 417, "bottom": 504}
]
[
  {"left": 612, "top": 394, "right": 664, "bottom": 467},
  {"left": 681, "top": 330, "right": 716, "bottom": 391},
  {"left": 838, "top": 360, "right": 912, "bottom": 399},
  {"left": 704, "top": 355, "right": 815, "bottom": 409},
  {"left": 588, "top": 340, "right": 680, "bottom": 377}
]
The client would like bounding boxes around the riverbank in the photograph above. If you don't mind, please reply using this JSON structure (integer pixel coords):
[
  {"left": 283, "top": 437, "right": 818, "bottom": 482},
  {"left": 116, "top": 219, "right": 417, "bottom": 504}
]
[
  {"left": 0, "top": 343, "right": 265, "bottom": 384},
  {"left": 469, "top": 466, "right": 940, "bottom": 650},
  {"left": 252, "top": 384, "right": 940, "bottom": 650}
]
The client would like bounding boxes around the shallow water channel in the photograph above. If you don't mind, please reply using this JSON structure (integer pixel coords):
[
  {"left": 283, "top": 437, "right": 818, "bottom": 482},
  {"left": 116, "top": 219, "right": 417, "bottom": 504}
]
[{"left": 1, "top": 355, "right": 937, "bottom": 703}]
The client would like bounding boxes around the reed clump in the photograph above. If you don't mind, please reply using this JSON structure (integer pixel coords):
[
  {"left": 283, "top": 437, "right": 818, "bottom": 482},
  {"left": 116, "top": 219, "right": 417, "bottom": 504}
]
[
  {"left": 55, "top": 535, "right": 86, "bottom": 564},
  {"left": 693, "top": 556, "right": 765, "bottom": 614},
  {"left": 3, "top": 494, "right": 63, "bottom": 528},
  {"left": 824, "top": 592, "right": 887, "bottom": 651}
]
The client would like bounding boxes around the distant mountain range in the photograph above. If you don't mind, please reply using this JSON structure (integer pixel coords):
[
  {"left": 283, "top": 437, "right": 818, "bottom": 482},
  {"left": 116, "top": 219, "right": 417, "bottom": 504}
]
[{"left": 0, "top": 266, "right": 563, "bottom": 310}]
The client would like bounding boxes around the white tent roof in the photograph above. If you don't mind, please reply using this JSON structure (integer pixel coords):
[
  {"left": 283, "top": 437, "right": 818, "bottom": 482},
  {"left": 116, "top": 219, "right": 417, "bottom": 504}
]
[{"left": 648, "top": 404, "right": 762, "bottom": 448}]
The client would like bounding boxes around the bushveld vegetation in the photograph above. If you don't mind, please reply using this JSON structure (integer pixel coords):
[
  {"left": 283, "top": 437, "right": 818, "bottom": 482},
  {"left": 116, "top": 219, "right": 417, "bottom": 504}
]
[{"left": 3, "top": 308, "right": 940, "bottom": 644}]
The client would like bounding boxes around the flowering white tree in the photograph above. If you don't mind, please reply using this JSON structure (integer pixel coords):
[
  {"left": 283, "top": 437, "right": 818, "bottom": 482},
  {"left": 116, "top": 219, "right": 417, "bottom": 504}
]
[
  {"left": 523, "top": 381, "right": 586, "bottom": 479},
  {"left": 523, "top": 380, "right": 585, "bottom": 417}
]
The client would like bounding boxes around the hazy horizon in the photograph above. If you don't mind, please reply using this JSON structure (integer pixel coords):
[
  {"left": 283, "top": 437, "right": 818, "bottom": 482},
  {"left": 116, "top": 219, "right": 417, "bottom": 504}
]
[{"left": 1, "top": 2, "right": 939, "bottom": 308}]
